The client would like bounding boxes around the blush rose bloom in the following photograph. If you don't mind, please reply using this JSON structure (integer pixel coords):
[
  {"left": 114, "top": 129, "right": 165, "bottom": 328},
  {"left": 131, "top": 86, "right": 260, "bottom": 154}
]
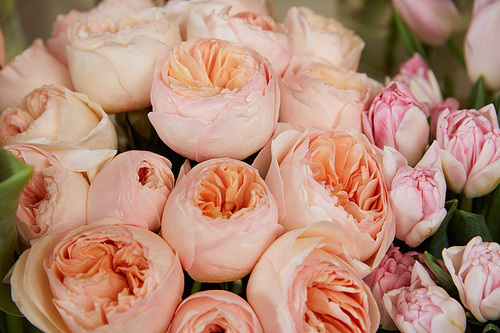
[
  {"left": 0, "top": 85, "right": 117, "bottom": 150},
  {"left": 436, "top": 104, "right": 500, "bottom": 198},
  {"left": 161, "top": 158, "right": 283, "bottom": 283},
  {"left": 87, "top": 150, "right": 175, "bottom": 231},
  {"left": 283, "top": 6, "right": 365, "bottom": 71},
  {"left": 363, "top": 81, "right": 430, "bottom": 166},
  {"left": 149, "top": 38, "right": 280, "bottom": 162},
  {"left": 11, "top": 220, "right": 184, "bottom": 333},
  {"left": 247, "top": 221, "right": 380, "bottom": 333},
  {"left": 392, "top": 0, "right": 460, "bottom": 46},
  {"left": 253, "top": 126, "right": 395, "bottom": 277},
  {"left": 383, "top": 262, "right": 466, "bottom": 333},
  {"left": 465, "top": 0, "right": 500, "bottom": 91},
  {"left": 168, "top": 290, "right": 263, "bottom": 333},
  {"left": 382, "top": 141, "right": 447, "bottom": 247},
  {"left": 0, "top": 39, "right": 74, "bottom": 111},
  {"left": 280, "top": 57, "right": 383, "bottom": 132},
  {"left": 442, "top": 236, "right": 500, "bottom": 322},
  {"left": 186, "top": 8, "right": 293, "bottom": 77}
]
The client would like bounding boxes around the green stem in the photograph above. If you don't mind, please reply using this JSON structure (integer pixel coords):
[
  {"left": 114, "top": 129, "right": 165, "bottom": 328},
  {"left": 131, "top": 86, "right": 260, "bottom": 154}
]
[{"left": 459, "top": 194, "right": 473, "bottom": 213}]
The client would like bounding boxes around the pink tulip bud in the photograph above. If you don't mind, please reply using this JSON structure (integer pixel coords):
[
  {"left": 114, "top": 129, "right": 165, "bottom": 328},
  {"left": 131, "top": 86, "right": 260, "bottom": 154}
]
[{"left": 442, "top": 236, "right": 500, "bottom": 322}]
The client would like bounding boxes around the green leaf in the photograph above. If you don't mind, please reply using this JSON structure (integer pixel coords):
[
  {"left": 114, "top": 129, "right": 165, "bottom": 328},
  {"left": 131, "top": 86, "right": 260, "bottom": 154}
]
[
  {"left": 0, "top": 284, "right": 22, "bottom": 317},
  {"left": 423, "top": 252, "right": 459, "bottom": 299},
  {"left": 429, "top": 199, "right": 458, "bottom": 258},
  {"left": 467, "top": 76, "right": 486, "bottom": 109},
  {"left": 393, "top": 10, "right": 428, "bottom": 61},
  {"left": 484, "top": 185, "right": 500, "bottom": 242},
  {"left": 483, "top": 323, "right": 500, "bottom": 333},
  {"left": 449, "top": 209, "right": 493, "bottom": 246}
]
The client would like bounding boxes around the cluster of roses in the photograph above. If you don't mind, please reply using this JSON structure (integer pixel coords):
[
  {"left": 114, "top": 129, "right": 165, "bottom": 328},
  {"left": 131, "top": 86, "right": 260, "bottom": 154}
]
[{"left": 0, "top": 0, "right": 499, "bottom": 332}]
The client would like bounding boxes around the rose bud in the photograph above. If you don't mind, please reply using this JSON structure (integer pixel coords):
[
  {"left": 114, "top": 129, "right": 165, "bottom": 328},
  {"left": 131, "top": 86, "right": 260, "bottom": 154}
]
[
  {"left": 87, "top": 150, "right": 175, "bottom": 231},
  {"left": 0, "top": 85, "right": 117, "bottom": 150},
  {"left": 149, "top": 38, "right": 280, "bottom": 162},
  {"left": 252, "top": 126, "right": 395, "bottom": 277},
  {"left": 247, "top": 221, "right": 380, "bottom": 333},
  {"left": 0, "top": 39, "right": 74, "bottom": 111},
  {"left": 362, "top": 81, "right": 430, "bottom": 166},
  {"left": 436, "top": 104, "right": 500, "bottom": 198},
  {"left": 392, "top": 0, "right": 460, "bottom": 46},
  {"left": 284, "top": 6, "right": 365, "bottom": 71},
  {"left": 161, "top": 158, "right": 283, "bottom": 283},
  {"left": 168, "top": 290, "right": 263, "bottom": 333},
  {"left": 383, "top": 262, "right": 466, "bottom": 333},
  {"left": 11, "top": 220, "right": 184, "bottom": 333},
  {"left": 382, "top": 141, "right": 447, "bottom": 247},
  {"left": 280, "top": 57, "right": 383, "bottom": 132},
  {"left": 465, "top": 0, "right": 500, "bottom": 91},
  {"left": 187, "top": 8, "right": 293, "bottom": 77},
  {"left": 442, "top": 236, "right": 500, "bottom": 322}
]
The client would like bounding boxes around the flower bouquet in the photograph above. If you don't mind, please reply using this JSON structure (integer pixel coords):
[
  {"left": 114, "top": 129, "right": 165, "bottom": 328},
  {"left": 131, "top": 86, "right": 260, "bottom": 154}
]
[{"left": 0, "top": 0, "right": 499, "bottom": 332}]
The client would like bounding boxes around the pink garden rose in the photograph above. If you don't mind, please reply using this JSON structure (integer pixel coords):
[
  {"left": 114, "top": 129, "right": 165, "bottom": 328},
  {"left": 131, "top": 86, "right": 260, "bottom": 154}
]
[
  {"left": 149, "top": 38, "right": 280, "bottom": 162},
  {"left": 392, "top": 0, "right": 460, "bottom": 46},
  {"left": 0, "top": 39, "right": 73, "bottom": 111},
  {"left": 283, "top": 6, "right": 365, "bottom": 71},
  {"left": 186, "top": 8, "right": 293, "bottom": 76},
  {"left": 11, "top": 220, "right": 184, "bottom": 333},
  {"left": 363, "top": 81, "right": 430, "bottom": 166},
  {"left": 87, "top": 150, "right": 175, "bottom": 231},
  {"left": 247, "top": 221, "right": 380, "bottom": 333},
  {"left": 465, "top": 0, "right": 500, "bottom": 91},
  {"left": 168, "top": 290, "right": 263, "bottom": 333},
  {"left": 442, "top": 236, "right": 500, "bottom": 322},
  {"left": 0, "top": 85, "right": 117, "bottom": 150},
  {"left": 280, "top": 57, "right": 383, "bottom": 132},
  {"left": 161, "top": 158, "right": 282, "bottom": 283},
  {"left": 382, "top": 141, "right": 447, "bottom": 247},
  {"left": 253, "top": 126, "right": 395, "bottom": 277},
  {"left": 436, "top": 104, "right": 500, "bottom": 198}
]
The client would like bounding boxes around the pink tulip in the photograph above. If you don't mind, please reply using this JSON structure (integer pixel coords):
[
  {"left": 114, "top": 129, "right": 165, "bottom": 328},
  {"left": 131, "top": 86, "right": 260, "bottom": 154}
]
[
  {"left": 442, "top": 236, "right": 500, "bottom": 322},
  {"left": 430, "top": 97, "right": 460, "bottom": 138},
  {"left": 149, "top": 38, "right": 280, "bottom": 162},
  {"left": 161, "top": 158, "right": 283, "bottom": 283},
  {"left": 247, "top": 221, "right": 380, "bottom": 333},
  {"left": 382, "top": 141, "right": 447, "bottom": 247},
  {"left": 284, "top": 6, "right": 365, "bottom": 71},
  {"left": 362, "top": 81, "right": 430, "bottom": 166},
  {"left": 11, "top": 220, "right": 184, "bottom": 333},
  {"left": 0, "top": 39, "right": 74, "bottom": 111},
  {"left": 383, "top": 262, "right": 466, "bottom": 332},
  {"left": 187, "top": 8, "right": 293, "bottom": 76},
  {"left": 392, "top": 0, "right": 460, "bottom": 46},
  {"left": 168, "top": 290, "right": 263, "bottom": 333},
  {"left": 252, "top": 126, "right": 395, "bottom": 277},
  {"left": 87, "top": 150, "right": 175, "bottom": 231},
  {"left": 280, "top": 56, "right": 383, "bottom": 132},
  {"left": 0, "top": 85, "right": 117, "bottom": 150},
  {"left": 0, "top": 26, "right": 5, "bottom": 69},
  {"left": 465, "top": 0, "right": 500, "bottom": 91},
  {"left": 436, "top": 104, "right": 500, "bottom": 197}
]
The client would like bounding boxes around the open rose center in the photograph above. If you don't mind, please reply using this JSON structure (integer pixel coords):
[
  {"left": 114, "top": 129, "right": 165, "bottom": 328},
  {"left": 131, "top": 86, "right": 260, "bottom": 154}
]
[
  {"left": 233, "top": 12, "right": 276, "bottom": 31},
  {"left": 204, "top": 323, "right": 226, "bottom": 333},
  {"left": 195, "top": 163, "right": 265, "bottom": 219}
]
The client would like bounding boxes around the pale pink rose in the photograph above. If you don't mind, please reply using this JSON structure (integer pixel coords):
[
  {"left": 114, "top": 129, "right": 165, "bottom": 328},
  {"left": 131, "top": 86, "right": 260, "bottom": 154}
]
[
  {"left": 0, "top": 39, "right": 74, "bottom": 111},
  {"left": 247, "top": 221, "right": 380, "bottom": 333},
  {"left": 168, "top": 290, "right": 263, "bottom": 333},
  {"left": 436, "top": 104, "right": 500, "bottom": 197},
  {"left": 465, "top": 0, "right": 500, "bottom": 91},
  {"left": 430, "top": 97, "right": 460, "bottom": 137},
  {"left": 0, "top": 26, "right": 5, "bottom": 69},
  {"left": 280, "top": 56, "right": 383, "bottom": 132},
  {"left": 283, "top": 6, "right": 365, "bottom": 71},
  {"left": 252, "top": 126, "right": 395, "bottom": 277},
  {"left": 382, "top": 141, "right": 447, "bottom": 247},
  {"left": 11, "top": 220, "right": 184, "bottom": 333},
  {"left": 161, "top": 158, "right": 283, "bottom": 283},
  {"left": 0, "top": 85, "right": 117, "bottom": 150},
  {"left": 149, "top": 38, "right": 280, "bottom": 162},
  {"left": 362, "top": 81, "right": 430, "bottom": 166},
  {"left": 383, "top": 262, "right": 466, "bottom": 333},
  {"left": 392, "top": 53, "right": 443, "bottom": 110},
  {"left": 442, "top": 236, "right": 500, "bottom": 322},
  {"left": 66, "top": 6, "right": 181, "bottom": 113},
  {"left": 392, "top": 0, "right": 460, "bottom": 46},
  {"left": 87, "top": 150, "right": 175, "bottom": 231},
  {"left": 187, "top": 8, "right": 293, "bottom": 76}
]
